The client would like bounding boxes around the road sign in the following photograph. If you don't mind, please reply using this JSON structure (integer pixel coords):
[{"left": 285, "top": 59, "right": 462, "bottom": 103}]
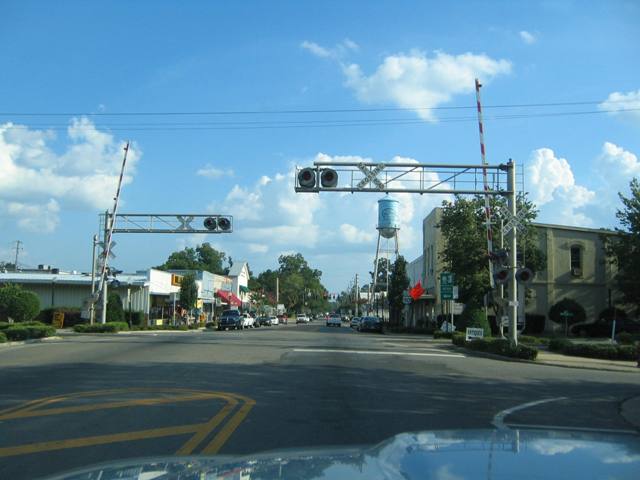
[
  {"left": 465, "top": 327, "right": 484, "bottom": 341},
  {"left": 356, "top": 163, "right": 385, "bottom": 190},
  {"left": 441, "top": 285, "right": 453, "bottom": 300},
  {"left": 440, "top": 272, "right": 455, "bottom": 286}
]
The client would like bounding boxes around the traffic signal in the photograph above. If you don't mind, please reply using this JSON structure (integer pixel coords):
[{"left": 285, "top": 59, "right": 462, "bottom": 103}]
[
  {"left": 516, "top": 268, "right": 534, "bottom": 284},
  {"left": 493, "top": 268, "right": 510, "bottom": 284},
  {"left": 203, "top": 216, "right": 232, "bottom": 232},
  {"left": 297, "top": 168, "right": 316, "bottom": 189},
  {"left": 320, "top": 168, "right": 338, "bottom": 187}
]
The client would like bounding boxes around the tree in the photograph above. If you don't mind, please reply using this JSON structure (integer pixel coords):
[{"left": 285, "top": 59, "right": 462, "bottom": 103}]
[
  {"left": 548, "top": 298, "right": 586, "bottom": 327},
  {"left": 604, "top": 178, "right": 640, "bottom": 315},
  {"left": 369, "top": 258, "right": 391, "bottom": 291},
  {"left": 274, "top": 253, "right": 329, "bottom": 313},
  {"left": 388, "top": 256, "right": 409, "bottom": 326},
  {"left": 106, "top": 292, "right": 125, "bottom": 323},
  {"left": 0, "top": 262, "right": 16, "bottom": 271},
  {"left": 0, "top": 284, "right": 40, "bottom": 322},
  {"left": 157, "top": 243, "right": 227, "bottom": 274},
  {"left": 439, "top": 194, "right": 545, "bottom": 309},
  {"left": 179, "top": 273, "right": 198, "bottom": 313}
]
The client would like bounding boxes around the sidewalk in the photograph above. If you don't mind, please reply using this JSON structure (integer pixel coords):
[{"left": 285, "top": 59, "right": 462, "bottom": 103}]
[{"left": 535, "top": 349, "right": 638, "bottom": 373}]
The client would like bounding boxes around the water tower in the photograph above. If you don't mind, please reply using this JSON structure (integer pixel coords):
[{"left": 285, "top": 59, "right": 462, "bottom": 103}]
[{"left": 370, "top": 198, "right": 400, "bottom": 316}]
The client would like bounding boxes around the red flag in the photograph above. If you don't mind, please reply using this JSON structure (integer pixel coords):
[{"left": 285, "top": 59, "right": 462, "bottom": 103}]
[{"left": 409, "top": 281, "right": 425, "bottom": 300}]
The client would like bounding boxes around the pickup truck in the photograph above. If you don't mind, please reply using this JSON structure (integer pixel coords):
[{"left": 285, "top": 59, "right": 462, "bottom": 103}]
[{"left": 218, "top": 309, "right": 242, "bottom": 330}]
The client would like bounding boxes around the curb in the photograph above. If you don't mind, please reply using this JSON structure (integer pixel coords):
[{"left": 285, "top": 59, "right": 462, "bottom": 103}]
[
  {"left": 0, "top": 336, "right": 63, "bottom": 347},
  {"left": 449, "top": 345, "right": 639, "bottom": 374}
]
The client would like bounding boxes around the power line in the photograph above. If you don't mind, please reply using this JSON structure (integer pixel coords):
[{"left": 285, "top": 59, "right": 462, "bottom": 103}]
[
  {"left": 0, "top": 99, "right": 632, "bottom": 117},
  {"left": 0, "top": 107, "right": 637, "bottom": 132}
]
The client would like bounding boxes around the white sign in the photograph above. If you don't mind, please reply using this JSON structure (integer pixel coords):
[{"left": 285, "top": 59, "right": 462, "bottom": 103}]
[
  {"left": 453, "top": 303, "right": 464, "bottom": 315},
  {"left": 501, "top": 315, "right": 509, "bottom": 327},
  {"left": 452, "top": 286, "right": 459, "bottom": 300},
  {"left": 441, "top": 321, "right": 456, "bottom": 333},
  {"left": 508, "top": 300, "right": 519, "bottom": 307},
  {"left": 465, "top": 327, "right": 484, "bottom": 341},
  {"left": 356, "top": 163, "right": 385, "bottom": 189}
]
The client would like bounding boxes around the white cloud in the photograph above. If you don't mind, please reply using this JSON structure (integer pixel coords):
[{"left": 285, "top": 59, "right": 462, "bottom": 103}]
[
  {"left": 342, "top": 50, "right": 511, "bottom": 121},
  {"left": 5, "top": 199, "right": 60, "bottom": 233},
  {"left": 599, "top": 141, "right": 640, "bottom": 177},
  {"left": 300, "top": 40, "right": 332, "bottom": 58},
  {"left": 300, "top": 39, "right": 360, "bottom": 60},
  {"left": 0, "top": 119, "right": 140, "bottom": 233},
  {"left": 340, "top": 223, "right": 375, "bottom": 243},
  {"left": 599, "top": 89, "right": 640, "bottom": 120},
  {"left": 196, "top": 164, "right": 234, "bottom": 179},
  {"left": 247, "top": 243, "right": 269, "bottom": 254},
  {"left": 527, "top": 148, "right": 596, "bottom": 226},
  {"left": 519, "top": 30, "right": 537, "bottom": 44}
]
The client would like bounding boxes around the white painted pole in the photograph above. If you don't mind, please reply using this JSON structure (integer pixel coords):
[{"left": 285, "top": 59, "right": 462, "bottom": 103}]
[{"left": 507, "top": 160, "right": 518, "bottom": 345}]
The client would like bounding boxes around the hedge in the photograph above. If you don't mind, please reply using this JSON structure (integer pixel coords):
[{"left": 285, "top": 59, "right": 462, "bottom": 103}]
[
  {"left": 433, "top": 330, "right": 453, "bottom": 339},
  {"left": 131, "top": 325, "right": 189, "bottom": 331},
  {"left": 518, "top": 335, "right": 550, "bottom": 346},
  {"left": 616, "top": 332, "right": 640, "bottom": 345},
  {"left": 73, "top": 321, "right": 129, "bottom": 333},
  {"left": 37, "top": 307, "right": 84, "bottom": 327},
  {"left": 0, "top": 331, "right": 6, "bottom": 343},
  {"left": 549, "top": 338, "right": 638, "bottom": 361},
  {"left": 451, "top": 334, "right": 538, "bottom": 360},
  {"left": 4, "top": 324, "right": 56, "bottom": 341}
]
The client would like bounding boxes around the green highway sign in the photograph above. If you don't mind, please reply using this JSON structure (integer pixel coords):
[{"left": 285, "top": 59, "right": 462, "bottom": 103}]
[{"left": 440, "top": 272, "right": 455, "bottom": 286}]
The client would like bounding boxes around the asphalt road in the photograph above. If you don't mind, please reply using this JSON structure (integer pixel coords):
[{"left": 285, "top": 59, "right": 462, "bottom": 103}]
[{"left": 1, "top": 323, "right": 639, "bottom": 479}]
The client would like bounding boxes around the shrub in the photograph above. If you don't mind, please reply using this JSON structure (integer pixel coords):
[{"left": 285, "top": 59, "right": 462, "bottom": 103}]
[
  {"left": 106, "top": 293, "right": 125, "bottom": 323},
  {"left": 616, "top": 332, "right": 635, "bottom": 345},
  {"left": 0, "top": 321, "right": 12, "bottom": 331},
  {"left": 129, "top": 311, "right": 145, "bottom": 326},
  {"left": 73, "top": 321, "right": 128, "bottom": 333},
  {"left": 25, "top": 325, "right": 56, "bottom": 338},
  {"left": 462, "top": 307, "right": 491, "bottom": 338},
  {"left": 549, "top": 337, "right": 572, "bottom": 352},
  {"left": 452, "top": 332, "right": 466, "bottom": 346},
  {"left": 4, "top": 326, "right": 29, "bottom": 341},
  {"left": 433, "top": 330, "right": 453, "bottom": 339},
  {"left": 0, "top": 284, "right": 41, "bottom": 322},
  {"left": 549, "top": 298, "right": 586, "bottom": 327},
  {"left": 453, "top": 336, "right": 538, "bottom": 360},
  {"left": 38, "top": 307, "right": 84, "bottom": 327},
  {"left": 0, "top": 331, "right": 6, "bottom": 343},
  {"left": 599, "top": 307, "right": 628, "bottom": 323},
  {"left": 519, "top": 335, "right": 550, "bottom": 346}
]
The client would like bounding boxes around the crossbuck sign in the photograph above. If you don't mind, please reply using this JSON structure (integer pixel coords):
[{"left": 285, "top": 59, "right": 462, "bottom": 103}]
[{"left": 356, "top": 163, "right": 385, "bottom": 190}]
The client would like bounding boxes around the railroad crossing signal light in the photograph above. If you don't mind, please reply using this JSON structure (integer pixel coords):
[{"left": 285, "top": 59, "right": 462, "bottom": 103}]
[
  {"left": 320, "top": 168, "right": 338, "bottom": 187},
  {"left": 203, "top": 216, "right": 232, "bottom": 232},
  {"left": 516, "top": 268, "right": 534, "bottom": 284},
  {"left": 203, "top": 217, "right": 218, "bottom": 230},
  {"left": 493, "top": 268, "right": 510, "bottom": 285},
  {"left": 218, "top": 217, "right": 232, "bottom": 231},
  {"left": 297, "top": 168, "right": 316, "bottom": 189}
]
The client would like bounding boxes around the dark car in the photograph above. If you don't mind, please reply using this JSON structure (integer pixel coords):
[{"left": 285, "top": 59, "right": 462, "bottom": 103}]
[
  {"left": 358, "top": 316, "right": 382, "bottom": 333},
  {"left": 258, "top": 316, "right": 272, "bottom": 326},
  {"left": 218, "top": 309, "right": 242, "bottom": 330}
]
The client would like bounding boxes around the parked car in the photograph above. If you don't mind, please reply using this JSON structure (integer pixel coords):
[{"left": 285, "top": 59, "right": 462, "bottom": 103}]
[
  {"left": 359, "top": 316, "right": 382, "bottom": 333},
  {"left": 296, "top": 314, "right": 310, "bottom": 324},
  {"left": 326, "top": 314, "right": 342, "bottom": 327},
  {"left": 350, "top": 317, "right": 361, "bottom": 328},
  {"left": 277, "top": 314, "right": 288, "bottom": 325},
  {"left": 258, "top": 316, "right": 272, "bottom": 326},
  {"left": 241, "top": 313, "right": 256, "bottom": 328},
  {"left": 269, "top": 315, "right": 279, "bottom": 325},
  {"left": 218, "top": 309, "right": 242, "bottom": 330}
]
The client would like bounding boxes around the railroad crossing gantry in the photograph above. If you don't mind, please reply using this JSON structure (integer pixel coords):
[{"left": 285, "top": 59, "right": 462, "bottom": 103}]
[{"left": 294, "top": 160, "right": 521, "bottom": 345}]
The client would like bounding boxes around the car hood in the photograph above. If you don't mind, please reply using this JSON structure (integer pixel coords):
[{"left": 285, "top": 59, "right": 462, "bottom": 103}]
[{"left": 40, "top": 428, "right": 640, "bottom": 479}]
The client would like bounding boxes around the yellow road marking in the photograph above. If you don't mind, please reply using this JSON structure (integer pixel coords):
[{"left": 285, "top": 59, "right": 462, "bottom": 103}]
[
  {"left": 175, "top": 399, "right": 238, "bottom": 455},
  {"left": 0, "top": 423, "right": 201, "bottom": 458},
  {"left": 0, "top": 393, "right": 221, "bottom": 421},
  {"left": 200, "top": 398, "right": 256, "bottom": 454},
  {"left": 0, "top": 388, "right": 256, "bottom": 458}
]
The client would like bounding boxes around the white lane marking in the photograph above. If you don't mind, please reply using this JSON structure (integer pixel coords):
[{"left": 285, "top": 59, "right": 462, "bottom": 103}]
[
  {"left": 492, "top": 397, "right": 567, "bottom": 430},
  {"left": 504, "top": 423, "right": 638, "bottom": 435},
  {"left": 292, "top": 348, "right": 465, "bottom": 358}
]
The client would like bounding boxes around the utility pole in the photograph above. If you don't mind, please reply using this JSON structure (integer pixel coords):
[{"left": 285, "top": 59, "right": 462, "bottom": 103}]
[
  {"left": 507, "top": 159, "right": 518, "bottom": 346},
  {"left": 276, "top": 276, "right": 279, "bottom": 304},
  {"left": 13, "top": 240, "right": 22, "bottom": 271},
  {"left": 90, "top": 234, "right": 98, "bottom": 325},
  {"left": 354, "top": 273, "right": 359, "bottom": 317}
]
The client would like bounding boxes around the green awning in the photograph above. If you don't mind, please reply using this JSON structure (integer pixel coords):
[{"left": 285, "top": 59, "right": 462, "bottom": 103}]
[{"left": 239, "top": 285, "right": 250, "bottom": 293}]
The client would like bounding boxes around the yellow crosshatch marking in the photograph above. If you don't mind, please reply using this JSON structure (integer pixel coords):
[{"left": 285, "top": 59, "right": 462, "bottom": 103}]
[{"left": 0, "top": 388, "right": 255, "bottom": 458}]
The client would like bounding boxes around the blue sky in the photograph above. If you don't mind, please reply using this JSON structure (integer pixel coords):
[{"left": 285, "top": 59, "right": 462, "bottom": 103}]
[{"left": 1, "top": 0, "right": 639, "bottom": 292}]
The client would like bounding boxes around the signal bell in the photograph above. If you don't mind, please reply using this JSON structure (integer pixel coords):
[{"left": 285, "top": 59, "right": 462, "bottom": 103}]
[
  {"left": 203, "top": 217, "right": 218, "bottom": 230},
  {"left": 218, "top": 217, "right": 232, "bottom": 231},
  {"left": 298, "top": 168, "right": 316, "bottom": 188},
  {"left": 320, "top": 168, "right": 338, "bottom": 187}
]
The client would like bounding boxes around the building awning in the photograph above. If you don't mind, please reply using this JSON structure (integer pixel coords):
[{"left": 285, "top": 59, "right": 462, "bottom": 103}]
[
  {"left": 239, "top": 285, "right": 250, "bottom": 294},
  {"left": 216, "top": 290, "right": 242, "bottom": 306}
]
